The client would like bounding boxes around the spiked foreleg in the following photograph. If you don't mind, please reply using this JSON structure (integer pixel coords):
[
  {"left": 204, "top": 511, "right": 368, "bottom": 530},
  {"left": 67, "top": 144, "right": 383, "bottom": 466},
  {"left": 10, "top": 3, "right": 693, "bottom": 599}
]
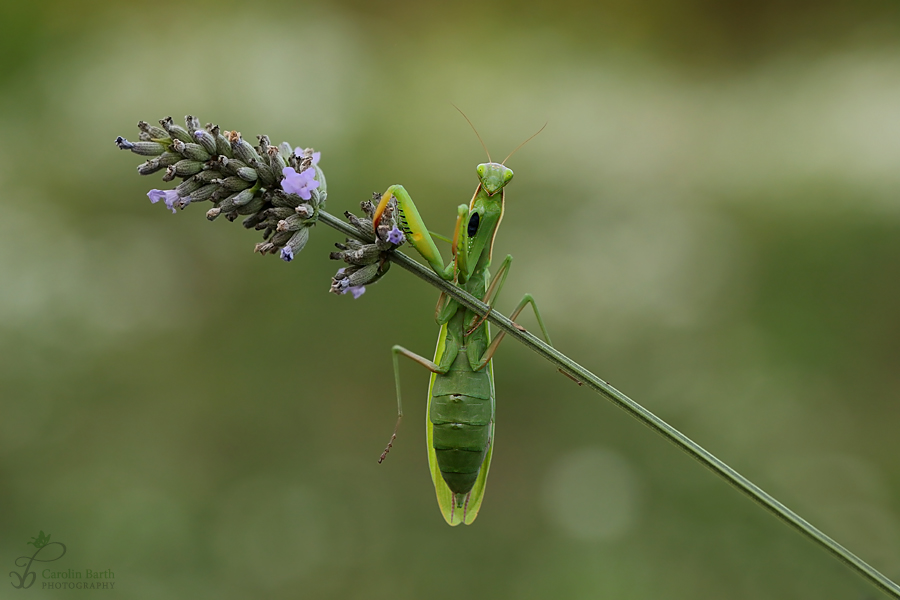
[{"left": 374, "top": 185, "right": 466, "bottom": 281}]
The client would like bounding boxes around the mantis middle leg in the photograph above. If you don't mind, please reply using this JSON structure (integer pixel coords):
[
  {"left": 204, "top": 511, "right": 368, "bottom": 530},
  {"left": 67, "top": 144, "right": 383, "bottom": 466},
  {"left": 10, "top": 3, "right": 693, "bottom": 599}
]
[{"left": 378, "top": 344, "right": 452, "bottom": 463}]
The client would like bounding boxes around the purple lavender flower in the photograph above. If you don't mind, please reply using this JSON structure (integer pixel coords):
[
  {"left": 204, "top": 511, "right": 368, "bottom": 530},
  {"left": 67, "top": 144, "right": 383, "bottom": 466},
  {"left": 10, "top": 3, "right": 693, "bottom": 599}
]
[
  {"left": 280, "top": 166, "right": 320, "bottom": 200},
  {"left": 147, "top": 189, "right": 179, "bottom": 214},
  {"left": 335, "top": 268, "right": 366, "bottom": 298},
  {"left": 280, "top": 246, "right": 294, "bottom": 262},
  {"left": 387, "top": 226, "right": 405, "bottom": 245}
]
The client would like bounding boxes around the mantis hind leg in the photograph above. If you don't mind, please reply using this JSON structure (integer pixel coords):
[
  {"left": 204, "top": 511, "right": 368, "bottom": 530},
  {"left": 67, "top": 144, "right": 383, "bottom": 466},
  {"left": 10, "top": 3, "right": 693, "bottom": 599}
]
[{"left": 379, "top": 345, "right": 449, "bottom": 464}]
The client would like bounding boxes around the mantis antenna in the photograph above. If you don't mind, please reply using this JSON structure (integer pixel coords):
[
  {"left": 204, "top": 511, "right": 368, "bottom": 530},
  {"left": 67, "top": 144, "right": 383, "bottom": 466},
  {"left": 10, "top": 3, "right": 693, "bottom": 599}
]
[
  {"left": 502, "top": 122, "right": 547, "bottom": 165},
  {"left": 451, "top": 103, "right": 491, "bottom": 162}
]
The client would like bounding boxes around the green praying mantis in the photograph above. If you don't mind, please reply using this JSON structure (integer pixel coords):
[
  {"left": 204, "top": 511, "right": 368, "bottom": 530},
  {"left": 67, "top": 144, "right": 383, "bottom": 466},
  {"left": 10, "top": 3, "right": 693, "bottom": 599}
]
[
  {"left": 356, "top": 119, "right": 900, "bottom": 593},
  {"left": 372, "top": 121, "right": 550, "bottom": 525}
]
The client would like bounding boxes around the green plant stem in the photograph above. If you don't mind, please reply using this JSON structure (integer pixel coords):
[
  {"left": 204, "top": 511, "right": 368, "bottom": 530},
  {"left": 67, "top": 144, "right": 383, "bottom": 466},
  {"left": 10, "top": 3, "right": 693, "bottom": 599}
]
[{"left": 318, "top": 209, "right": 900, "bottom": 599}]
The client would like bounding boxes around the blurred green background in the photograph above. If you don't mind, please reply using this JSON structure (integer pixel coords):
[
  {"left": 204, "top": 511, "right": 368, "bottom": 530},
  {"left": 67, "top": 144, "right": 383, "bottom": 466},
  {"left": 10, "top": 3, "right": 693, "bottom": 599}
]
[{"left": 2, "top": 1, "right": 900, "bottom": 598}]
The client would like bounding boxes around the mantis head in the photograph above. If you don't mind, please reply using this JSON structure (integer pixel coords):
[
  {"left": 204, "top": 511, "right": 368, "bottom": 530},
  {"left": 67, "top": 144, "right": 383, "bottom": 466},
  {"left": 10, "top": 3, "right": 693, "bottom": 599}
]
[{"left": 476, "top": 162, "right": 514, "bottom": 196}]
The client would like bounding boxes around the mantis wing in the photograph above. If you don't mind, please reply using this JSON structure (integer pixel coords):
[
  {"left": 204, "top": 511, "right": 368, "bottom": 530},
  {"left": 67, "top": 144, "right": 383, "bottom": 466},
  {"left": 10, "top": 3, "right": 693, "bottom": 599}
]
[{"left": 426, "top": 323, "right": 496, "bottom": 526}]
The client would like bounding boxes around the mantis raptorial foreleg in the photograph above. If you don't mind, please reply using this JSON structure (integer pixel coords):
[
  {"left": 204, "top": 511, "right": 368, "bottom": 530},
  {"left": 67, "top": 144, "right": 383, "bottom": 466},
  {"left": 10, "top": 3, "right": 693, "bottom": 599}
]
[{"left": 375, "top": 185, "right": 467, "bottom": 281}]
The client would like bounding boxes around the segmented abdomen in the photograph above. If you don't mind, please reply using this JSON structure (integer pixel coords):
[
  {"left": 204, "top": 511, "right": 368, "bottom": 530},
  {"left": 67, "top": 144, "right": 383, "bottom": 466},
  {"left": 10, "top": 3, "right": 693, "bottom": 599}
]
[{"left": 430, "top": 351, "right": 493, "bottom": 494}]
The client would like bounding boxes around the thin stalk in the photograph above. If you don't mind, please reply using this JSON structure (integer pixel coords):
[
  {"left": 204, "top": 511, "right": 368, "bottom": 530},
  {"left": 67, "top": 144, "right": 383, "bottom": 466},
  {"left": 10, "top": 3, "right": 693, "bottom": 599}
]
[{"left": 319, "top": 210, "right": 900, "bottom": 599}]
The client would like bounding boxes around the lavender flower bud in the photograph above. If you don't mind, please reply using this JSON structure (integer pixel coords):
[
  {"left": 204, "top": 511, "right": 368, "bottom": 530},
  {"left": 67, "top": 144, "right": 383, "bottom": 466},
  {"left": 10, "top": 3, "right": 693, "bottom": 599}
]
[
  {"left": 335, "top": 239, "right": 365, "bottom": 251},
  {"left": 185, "top": 115, "right": 201, "bottom": 133},
  {"left": 171, "top": 139, "right": 210, "bottom": 162},
  {"left": 269, "top": 229, "right": 293, "bottom": 247},
  {"left": 231, "top": 188, "right": 256, "bottom": 207},
  {"left": 264, "top": 206, "right": 295, "bottom": 220},
  {"left": 361, "top": 199, "right": 377, "bottom": 218},
  {"left": 332, "top": 262, "right": 379, "bottom": 293},
  {"left": 218, "top": 157, "right": 247, "bottom": 175},
  {"left": 212, "top": 176, "right": 252, "bottom": 192},
  {"left": 130, "top": 141, "right": 168, "bottom": 156},
  {"left": 255, "top": 164, "right": 277, "bottom": 187},
  {"left": 344, "top": 210, "right": 373, "bottom": 235},
  {"left": 159, "top": 116, "right": 193, "bottom": 143},
  {"left": 276, "top": 214, "right": 305, "bottom": 232},
  {"left": 156, "top": 151, "right": 181, "bottom": 168},
  {"left": 331, "top": 243, "right": 381, "bottom": 265},
  {"left": 236, "top": 167, "right": 258, "bottom": 182},
  {"left": 268, "top": 146, "right": 287, "bottom": 172},
  {"left": 254, "top": 241, "right": 276, "bottom": 255},
  {"left": 214, "top": 189, "right": 255, "bottom": 214},
  {"left": 138, "top": 120, "right": 169, "bottom": 140},
  {"left": 257, "top": 135, "right": 271, "bottom": 152},
  {"left": 271, "top": 190, "right": 301, "bottom": 209},
  {"left": 193, "top": 129, "right": 217, "bottom": 154},
  {"left": 172, "top": 160, "right": 204, "bottom": 178},
  {"left": 116, "top": 136, "right": 170, "bottom": 156},
  {"left": 193, "top": 170, "right": 224, "bottom": 184},
  {"left": 176, "top": 176, "right": 203, "bottom": 197},
  {"left": 212, "top": 186, "right": 232, "bottom": 201},
  {"left": 229, "top": 132, "right": 261, "bottom": 164},
  {"left": 286, "top": 226, "right": 310, "bottom": 254},
  {"left": 189, "top": 184, "right": 218, "bottom": 202},
  {"left": 137, "top": 160, "right": 163, "bottom": 175},
  {"left": 241, "top": 213, "right": 264, "bottom": 229},
  {"left": 236, "top": 196, "right": 265, "bottom": 215},
  {"left": 211, "top": 126, "right": 233, "bottom": 158}
]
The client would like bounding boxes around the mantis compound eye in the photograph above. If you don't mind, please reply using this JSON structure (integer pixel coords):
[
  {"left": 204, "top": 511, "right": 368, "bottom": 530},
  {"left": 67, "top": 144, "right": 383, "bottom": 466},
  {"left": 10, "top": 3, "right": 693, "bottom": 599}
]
[{"left": 467, "top": 212, "right": 480, "bottom": 237}]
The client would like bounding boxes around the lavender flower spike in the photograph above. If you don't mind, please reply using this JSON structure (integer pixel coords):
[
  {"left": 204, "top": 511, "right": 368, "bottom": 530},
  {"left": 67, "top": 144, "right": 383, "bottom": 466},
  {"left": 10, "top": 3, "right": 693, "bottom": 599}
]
[
  {"left": 281, "top": 166, "right": 320, "bottom": 200},
  {"left": 147, "top": 189, "right": 179, "bottom": 214},
  {"left": 387, "top": 226, "right": 405, "bottom": 245}
]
